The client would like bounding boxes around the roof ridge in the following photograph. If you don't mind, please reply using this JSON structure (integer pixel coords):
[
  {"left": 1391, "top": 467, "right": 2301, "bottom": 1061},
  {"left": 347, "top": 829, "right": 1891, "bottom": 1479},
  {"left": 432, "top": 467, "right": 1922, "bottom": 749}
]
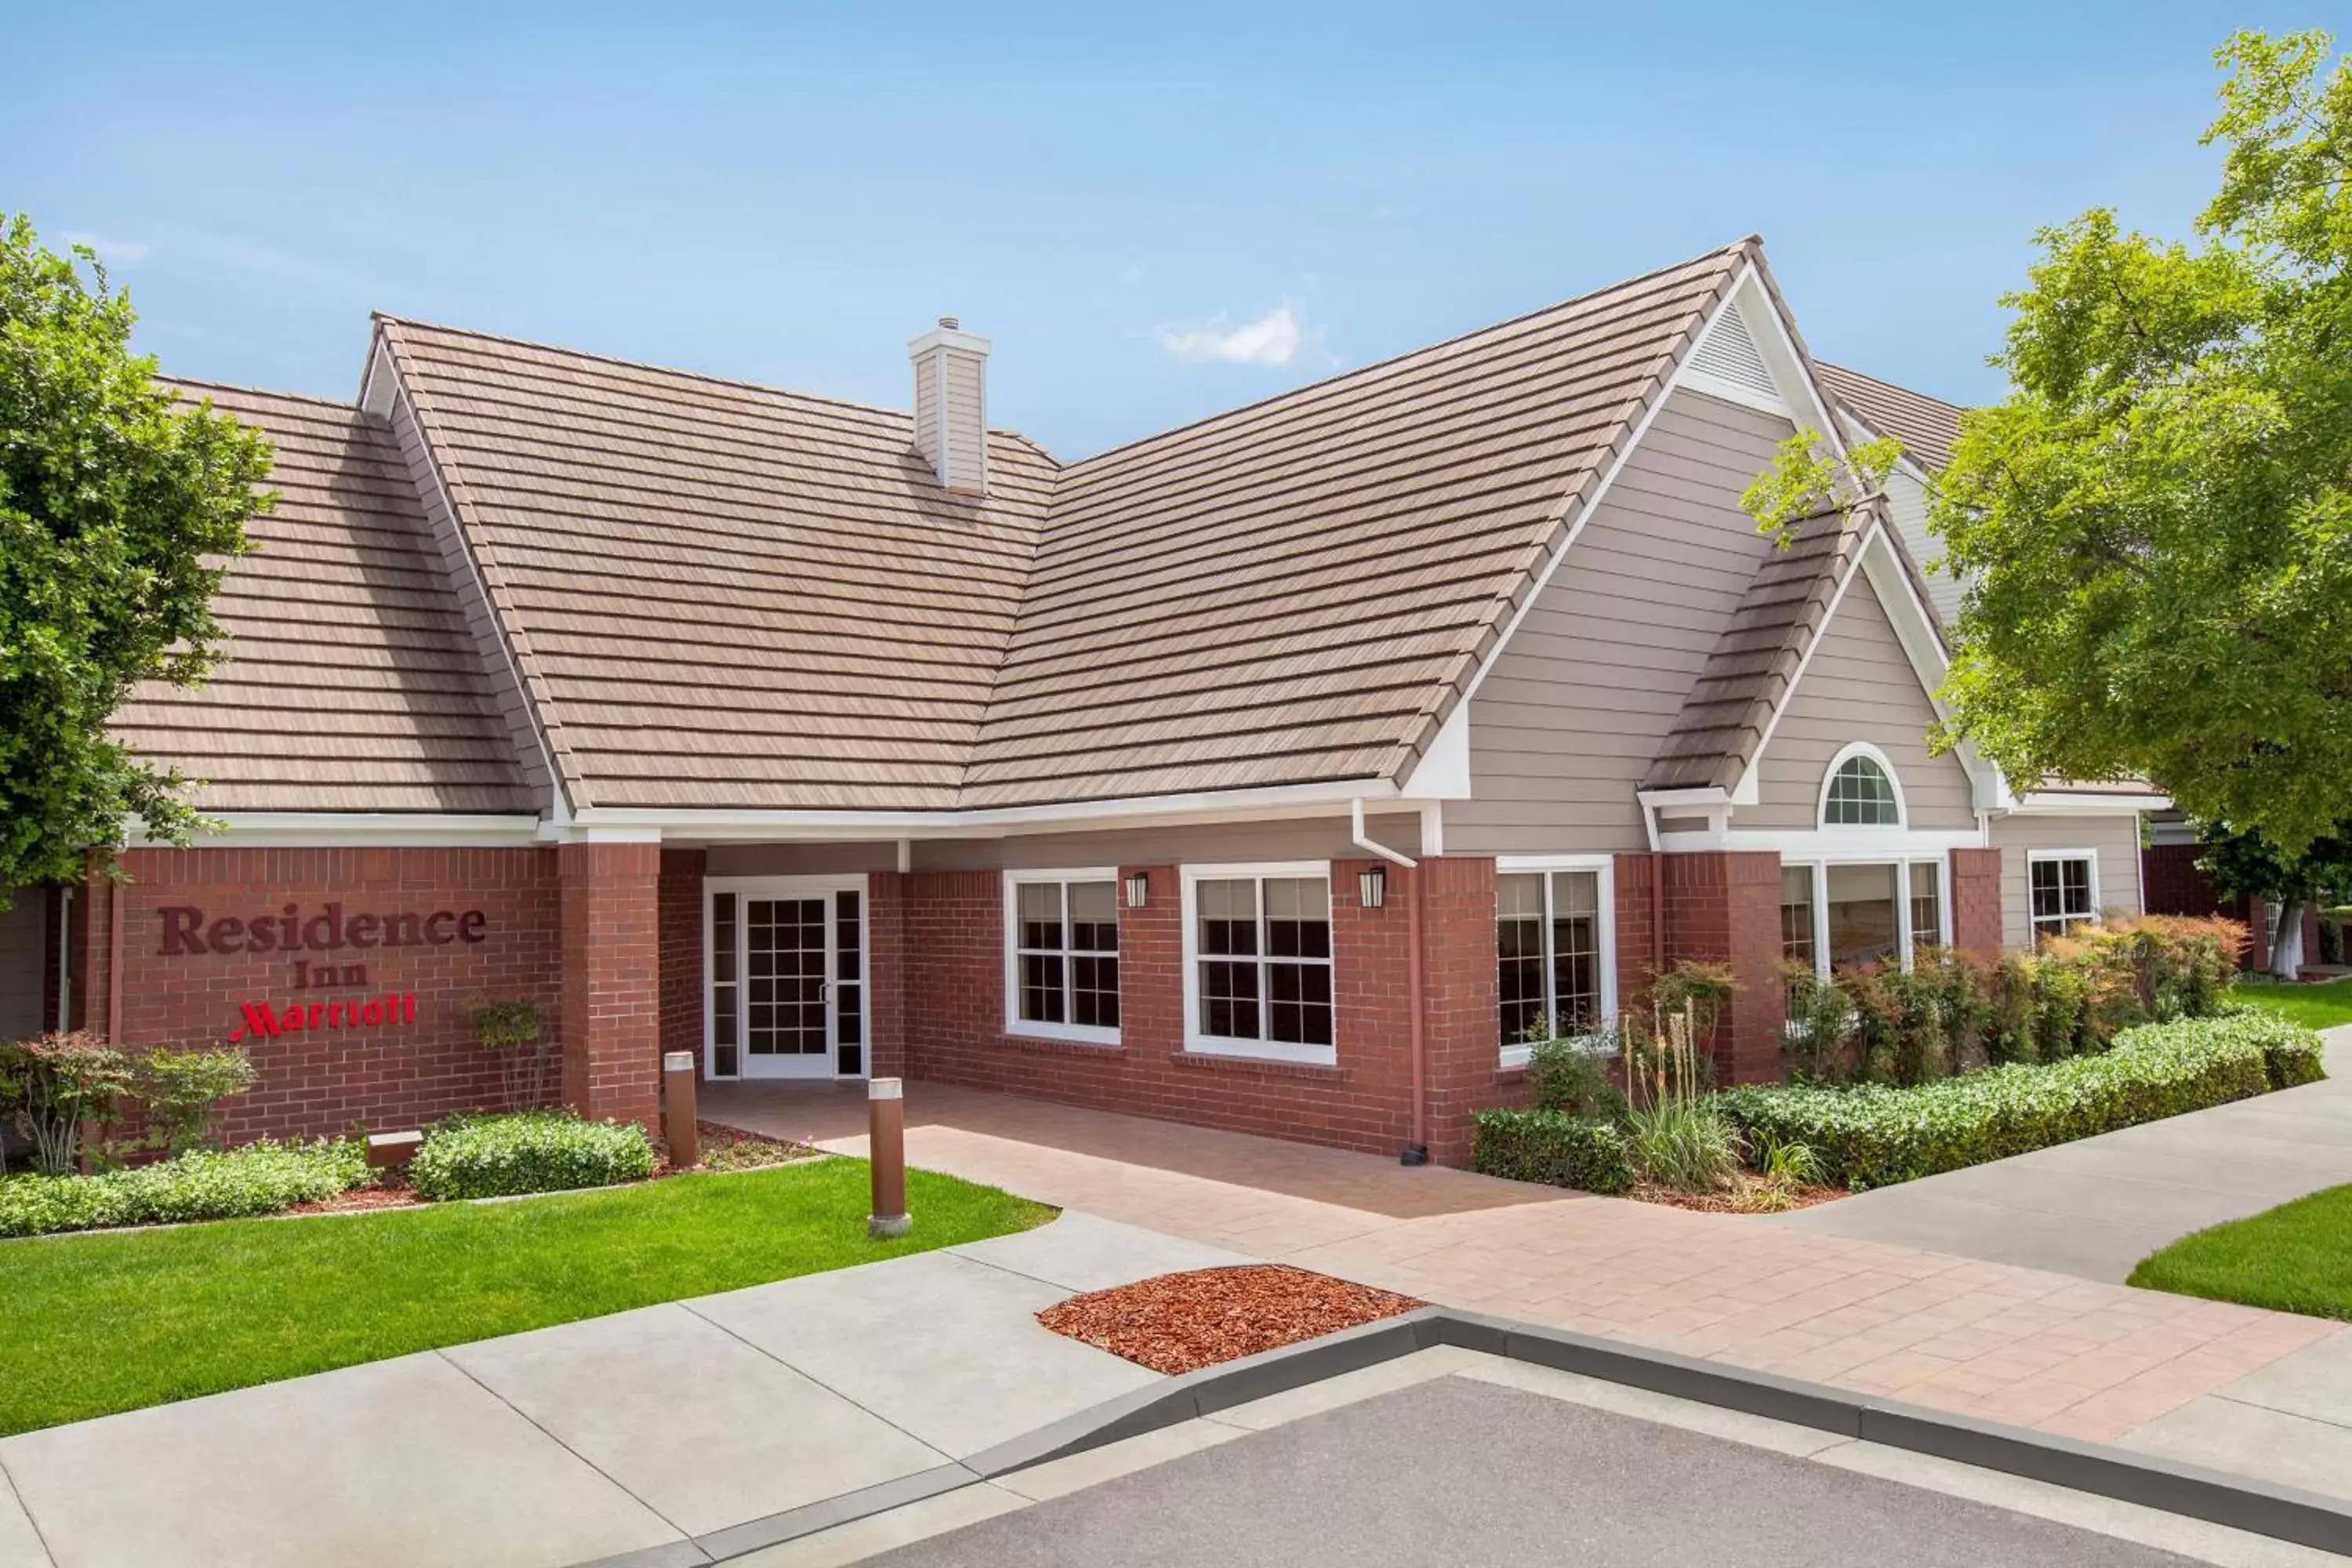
[
  {"left": 162, "top": 375, "right": 358, "bottom": 412},
  {"left": 1055, "top": 236, "right": 1758, "bottom": 480},
  {"left": 372, "top": 311, "right": 1054, "bottom": 456}
]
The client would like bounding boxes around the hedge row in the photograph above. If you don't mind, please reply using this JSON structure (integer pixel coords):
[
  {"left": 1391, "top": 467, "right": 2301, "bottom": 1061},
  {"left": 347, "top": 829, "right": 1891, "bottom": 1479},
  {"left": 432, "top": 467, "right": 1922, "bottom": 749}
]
[
  {"left": 409, "top": 1111, "right": 655, "bottom": 1200},
  {"left": 0, "top": 1140, "right": 372, "bottom": 1239},
  {"left": 1468, "top": 1108, "right": 1634, "bottom": 1193},
  {"left": 1716, "top": 1012, "right": 2321, "bottom": 1190}
]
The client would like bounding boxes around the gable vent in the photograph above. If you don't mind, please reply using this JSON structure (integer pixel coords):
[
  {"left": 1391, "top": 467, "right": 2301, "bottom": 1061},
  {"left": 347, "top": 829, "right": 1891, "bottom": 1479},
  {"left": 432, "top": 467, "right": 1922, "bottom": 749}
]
[{"left": 1686, "top": 303, "right": 1780, "bottom": 403}]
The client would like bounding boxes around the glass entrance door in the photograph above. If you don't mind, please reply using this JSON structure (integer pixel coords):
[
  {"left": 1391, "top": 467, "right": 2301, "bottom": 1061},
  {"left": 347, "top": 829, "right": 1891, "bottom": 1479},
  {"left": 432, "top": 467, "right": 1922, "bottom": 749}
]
[{"left": 707, "top": 879, "right": 867, "bottom": 1080}]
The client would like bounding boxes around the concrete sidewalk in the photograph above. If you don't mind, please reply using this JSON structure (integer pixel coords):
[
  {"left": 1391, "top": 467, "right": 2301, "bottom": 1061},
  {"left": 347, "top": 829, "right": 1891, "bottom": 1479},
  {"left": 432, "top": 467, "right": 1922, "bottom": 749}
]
[
  {"left": 1769, "top": 1029, "right": 2352, "bottom": 1281},
  {"left": 0, "top": 1214, "right": 1242, "bottom": 1568}
]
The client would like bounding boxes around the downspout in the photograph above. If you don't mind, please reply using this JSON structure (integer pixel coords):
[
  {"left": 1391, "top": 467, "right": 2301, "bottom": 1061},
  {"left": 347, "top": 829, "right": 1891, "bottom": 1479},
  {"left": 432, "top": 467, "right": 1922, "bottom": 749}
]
[
  {"left": 1352, "top": 800, "right": 1426, "bottom": 1166},
  {"left": 55, "top": 885, "right": 73, "bottom": 1033},
  {"left": 107, "top": 879, "right": 123, "bottom": 1044}
]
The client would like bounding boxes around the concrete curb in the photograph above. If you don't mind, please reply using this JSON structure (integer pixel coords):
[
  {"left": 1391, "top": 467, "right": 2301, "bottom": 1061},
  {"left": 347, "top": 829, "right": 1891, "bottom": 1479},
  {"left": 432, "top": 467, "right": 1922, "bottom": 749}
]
[{"left": 609, "top": 1305, "right": 2352, "bottom": 1565}]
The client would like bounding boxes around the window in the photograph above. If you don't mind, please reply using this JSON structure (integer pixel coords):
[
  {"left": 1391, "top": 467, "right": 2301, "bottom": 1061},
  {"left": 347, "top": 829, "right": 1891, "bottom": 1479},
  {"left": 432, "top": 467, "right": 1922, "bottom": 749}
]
[
  {"left": 1005, "top": 873, "right": 1120, "bottom": 1044},
  {"left": 1496, "top": 869, "right": 1606, "bottom": 1052},
  {"left": 1825, "top": 862, "right": 1900, "bottom": 967},
  {"left": 1909, "top": 861, "right": 1943, "bottom": 957},
  {"left": 1821, "top": 750, "right": 1902, "bottom": 826},
  {"left": 1185, "top": 867, "right": 1334, "bottom": 1063},
  {"left": 1780, "top": 865, "right": 1816, "bottom": 966},
  {"left": 2031, "top": 854, "right": 2097, "bottom": 939}
]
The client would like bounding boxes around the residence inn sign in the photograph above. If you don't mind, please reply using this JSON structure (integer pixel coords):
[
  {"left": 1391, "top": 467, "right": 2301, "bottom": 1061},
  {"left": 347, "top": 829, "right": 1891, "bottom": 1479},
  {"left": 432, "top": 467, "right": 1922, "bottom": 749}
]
[{"left": 157, "top": 900, "right": 491, "bottom": 1044}]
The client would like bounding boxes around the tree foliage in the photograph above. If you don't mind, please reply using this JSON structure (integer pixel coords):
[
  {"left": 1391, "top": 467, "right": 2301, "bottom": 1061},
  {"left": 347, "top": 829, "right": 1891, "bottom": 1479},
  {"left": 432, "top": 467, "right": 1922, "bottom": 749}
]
[
  {"left": 1740, "top": 425, "right": 1906, "bottom": 545},
  {"left": 1930, "top": 31, "right": 2352, "bottom": 852},
  {"left": 0, "top": 213, "right": 272, "bottom": 891}
]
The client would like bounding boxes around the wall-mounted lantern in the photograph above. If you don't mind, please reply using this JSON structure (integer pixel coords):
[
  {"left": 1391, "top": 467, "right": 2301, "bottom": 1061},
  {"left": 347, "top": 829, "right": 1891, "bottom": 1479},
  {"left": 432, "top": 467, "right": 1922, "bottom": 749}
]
[
  {"left": 1359, "top": 864, "right": 1388, "bottom": 910},
  {"left": 1124, "top": 872, "right": 1151, "bottom": 909}
]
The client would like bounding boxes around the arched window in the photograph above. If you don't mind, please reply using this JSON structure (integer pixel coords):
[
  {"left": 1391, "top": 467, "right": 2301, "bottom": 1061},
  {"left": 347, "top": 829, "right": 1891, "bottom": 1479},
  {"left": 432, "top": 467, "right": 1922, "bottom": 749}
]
[{"left": 1820, "top": 748, "right": 1903, "bottom": 827}]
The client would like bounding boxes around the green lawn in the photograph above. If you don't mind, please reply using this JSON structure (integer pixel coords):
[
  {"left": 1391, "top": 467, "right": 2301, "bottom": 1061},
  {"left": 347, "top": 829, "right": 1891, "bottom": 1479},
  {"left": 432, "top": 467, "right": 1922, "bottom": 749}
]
[
  {"left": 2230, "top": 977, "right": 2352, "bottom": 1031},
  {"left": 2129, "top": 1182, "right": 2352, "bottom": 1321},
  {"left": 0, "top": 1159, "right": 1051, "bottom": 1437}
]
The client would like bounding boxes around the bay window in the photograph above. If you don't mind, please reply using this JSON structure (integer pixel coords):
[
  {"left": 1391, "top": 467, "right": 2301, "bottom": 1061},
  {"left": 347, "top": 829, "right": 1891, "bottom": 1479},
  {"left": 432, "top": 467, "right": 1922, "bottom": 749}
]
[
  {"left": 1184, "top": 865, "right": 1335, "bottom": 1064},
  {"left": 1781, "top": 858, "right": 1952, "bottom": 977},
  {"left": 1004, "top": 870, "right": 1120, "bottom": 1044}
]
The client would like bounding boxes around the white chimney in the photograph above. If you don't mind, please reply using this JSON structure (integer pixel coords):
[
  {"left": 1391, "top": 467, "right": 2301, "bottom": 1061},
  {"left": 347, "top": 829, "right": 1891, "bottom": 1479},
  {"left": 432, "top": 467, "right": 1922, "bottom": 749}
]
[{"left": 908, "top": 315, "right": 991, "bottom": 496}]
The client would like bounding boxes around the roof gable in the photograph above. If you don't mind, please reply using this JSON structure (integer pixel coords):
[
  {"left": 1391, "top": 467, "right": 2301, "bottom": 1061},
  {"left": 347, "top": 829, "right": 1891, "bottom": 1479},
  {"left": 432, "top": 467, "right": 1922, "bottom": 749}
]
[{"left": 114, "top": 384, "right": 539, "bottom": 815}]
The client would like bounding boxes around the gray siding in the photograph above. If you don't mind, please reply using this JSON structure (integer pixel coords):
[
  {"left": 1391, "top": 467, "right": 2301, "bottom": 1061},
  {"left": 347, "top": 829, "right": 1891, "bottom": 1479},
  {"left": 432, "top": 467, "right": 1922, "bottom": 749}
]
[
  {"left": 1446, "top": 390, "right": 1793, "bottom": 855},
  {"left": 1737, "top": 568, "right": 1976, "bottom": 830},
  {"left": 387, "top": 390, "right": 557, "bottom": 810},
  {"left": 1882, "top": 467, "right": 1963, "bottom": 626},
  {"left": 913, "top": 813, "right": 1422, "bottom": 873},
  {"left": 1991, "top": 814, "right": 2145, "bottom": 947},
  {"left": 699, "top": 815, "right": 1423, "bottom": 877}
]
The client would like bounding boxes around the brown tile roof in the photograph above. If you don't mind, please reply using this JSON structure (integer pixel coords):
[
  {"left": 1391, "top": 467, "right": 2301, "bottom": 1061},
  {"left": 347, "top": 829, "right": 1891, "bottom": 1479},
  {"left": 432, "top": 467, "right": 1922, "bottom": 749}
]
[
  {"left": 1643, "top": 497, "right": 1879, "bottom": 793},
  {"left": 377, "top": 320, "right": 1058, "bottom": 811},
  {"left": 112, "top": 383, "right": 539, "bottom": 815},
  {"left": 1816, "top": 362, "right": 1962, "bottom": 473},
  {"left": 966, "top": 241, "right": 1752, "bottom": 808},
  {"left": 130, "top": 238, "right": 1760, "bottom": 817}
]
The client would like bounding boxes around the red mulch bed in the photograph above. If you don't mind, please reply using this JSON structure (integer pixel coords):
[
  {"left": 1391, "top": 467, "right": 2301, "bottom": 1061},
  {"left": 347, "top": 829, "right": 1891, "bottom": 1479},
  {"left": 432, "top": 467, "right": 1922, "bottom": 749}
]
[
  {"left": 284, "top": 1179, "right": 423, "bottom": 1216},
  {"left": 1037, "top": 1265, "right": 1425, "bottom": 1375}
]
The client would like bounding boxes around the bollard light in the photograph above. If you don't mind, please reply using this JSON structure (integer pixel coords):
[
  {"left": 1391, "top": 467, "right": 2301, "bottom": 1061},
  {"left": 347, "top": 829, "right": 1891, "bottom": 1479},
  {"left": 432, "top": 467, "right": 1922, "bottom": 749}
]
[
  {"left": 662, "top": 1051, "right": 699, "bottom": 1171},
  {"left": 867, "top": 1076, "right": 911, "bottom": 1238}
]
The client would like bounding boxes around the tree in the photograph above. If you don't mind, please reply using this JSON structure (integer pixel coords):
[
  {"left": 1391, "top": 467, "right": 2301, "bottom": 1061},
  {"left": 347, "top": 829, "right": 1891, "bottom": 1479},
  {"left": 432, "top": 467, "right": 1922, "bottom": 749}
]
[
  {"left": 0, "top": 214, "right": 272, "bottom": 895},
  {"left": 1927, "top": 31, "right": 2352, "bottom": 855},
  {"left": 2198, "top": 822, "right": 2352, "bottom": 979}
]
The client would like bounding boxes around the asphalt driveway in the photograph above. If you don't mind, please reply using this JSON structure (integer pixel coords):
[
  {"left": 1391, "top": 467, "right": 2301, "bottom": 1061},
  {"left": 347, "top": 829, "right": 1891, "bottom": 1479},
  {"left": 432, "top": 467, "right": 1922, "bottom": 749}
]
[
  {"left": 855, "top": 1375, "right": 2220, "bottom": 1568},
  {"left": 1770, "top": 1027, "right": 2352, "bottom": 1282}
]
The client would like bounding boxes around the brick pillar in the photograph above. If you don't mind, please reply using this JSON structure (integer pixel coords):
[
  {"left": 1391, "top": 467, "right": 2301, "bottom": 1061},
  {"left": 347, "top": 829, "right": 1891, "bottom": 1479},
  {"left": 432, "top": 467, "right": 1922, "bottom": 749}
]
[
  {"left": 867, "top": 870, "right": 909, "bottom": 1079},
  {"left": 1116, "top": 866, "right": 1181, "bottom": 1059},
  {"left": 74, "top": 856, "right": 114, "bottom": 1040},
  {"left": 1417, "top": 856, "right": 1501, "bottom": 1168},
  {"left": 656, "top": 848, "right": 706, "bottom": 1076},
  {"left": 558, "top": 840, "right": 662, "bottom": 1128},
  {"left": 1613, "top": 851, "right": 1661, "bottom": 999},
  {"left": 1949, "top": 848, "right": 2002, "bottom": 960},
  {"left": 1656, "top": 850, "right": 1784, "bottom": 1085}
]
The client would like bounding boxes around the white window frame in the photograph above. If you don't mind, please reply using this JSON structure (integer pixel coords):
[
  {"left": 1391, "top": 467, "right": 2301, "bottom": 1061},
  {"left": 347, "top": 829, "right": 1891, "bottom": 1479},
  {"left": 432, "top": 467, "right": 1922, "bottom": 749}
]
[
  {"left": 1002, "top": 867, "right": 1122, "bottom": 1047},
  {"left": 1494, "top": 855, "right": 1617, "bottom": 1069},
  {"left": 1817, "top": 741, "right": 1907, "bottom": 830},
  {"left": 1180, "top": 861, "right": 1338, "bottom": 1066},
  {"left": 2027, "top": 849, "right": 2101, "bottom": 938},
  {"left": 1780, "top": 855, "right": 1952, "bottom": 979}
]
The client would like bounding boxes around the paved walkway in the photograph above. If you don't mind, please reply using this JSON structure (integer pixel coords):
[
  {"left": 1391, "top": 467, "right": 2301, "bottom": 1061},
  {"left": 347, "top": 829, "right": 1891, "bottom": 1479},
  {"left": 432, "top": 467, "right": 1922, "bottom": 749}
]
[
  {"left": 710, "top": 1079, "right": 2346, "bottom": 1465},
  {"left": 1771, "top": 1029, "right": 2352, "bottom": 1281},
  {"left": 0, "top": 1213, "right": 1236, "bottom": 1568}
]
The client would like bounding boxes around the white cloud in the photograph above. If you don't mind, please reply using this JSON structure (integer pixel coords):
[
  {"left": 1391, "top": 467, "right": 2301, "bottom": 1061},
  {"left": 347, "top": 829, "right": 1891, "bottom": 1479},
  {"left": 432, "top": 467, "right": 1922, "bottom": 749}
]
[
  {"left": 64, "top": 231, "right": 151, "bottom": 266},
  {"left": 1153, "top": 302, "right": 1305, "bottom": 368}
]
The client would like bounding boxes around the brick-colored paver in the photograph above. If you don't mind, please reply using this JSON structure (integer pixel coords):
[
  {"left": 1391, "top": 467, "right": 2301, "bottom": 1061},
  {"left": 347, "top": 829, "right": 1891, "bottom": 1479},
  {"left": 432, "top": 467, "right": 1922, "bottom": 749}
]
[{"left": 705, "top": 1080, "right": 2344, "bottom": 1457}]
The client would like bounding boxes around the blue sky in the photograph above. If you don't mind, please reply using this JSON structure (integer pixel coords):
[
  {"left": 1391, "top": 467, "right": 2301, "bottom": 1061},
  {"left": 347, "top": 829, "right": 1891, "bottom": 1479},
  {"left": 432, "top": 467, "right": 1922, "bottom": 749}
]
[{"left": 2, "top": 2, "right": 2312, "bottom": 459}]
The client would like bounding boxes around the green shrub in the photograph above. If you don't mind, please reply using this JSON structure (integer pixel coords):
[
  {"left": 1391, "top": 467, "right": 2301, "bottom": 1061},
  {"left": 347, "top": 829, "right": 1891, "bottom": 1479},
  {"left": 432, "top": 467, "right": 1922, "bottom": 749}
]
[
  {"left": 1525, "top": 1029, "right": 1628, "bottom": 1122},
  {"left": 1715, "top": 1013, "right": 2299, "bottom": 1189},
  {"left": 133, "top": 1047, "right": 258, "bottom": 1155},
  {"left": 1470, "top": 1109, "right": 1633, "bottom": 1193},
  {"left": 0, "top": 1033, "right": 133, "bottom": 1174},
  {"left": 1778, "top": 964, "right": 1856, "bottom": 1083},
  {"left": 411, "top": 1112, "right": 655, "bottom": 1200},
  {"left": 0, "top": 1139, "right": 370, "bottom": 1238},
  {"left": 2232, "top": 1007, "right": 2329, "bottom": 1089}
]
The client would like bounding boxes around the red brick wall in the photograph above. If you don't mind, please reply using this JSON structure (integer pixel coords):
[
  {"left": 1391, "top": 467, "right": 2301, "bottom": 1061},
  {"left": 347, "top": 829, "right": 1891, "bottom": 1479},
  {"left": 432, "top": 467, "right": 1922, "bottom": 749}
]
[
  {"left": 86, "top": 846, "right": 561, "bottom": 1144},
  {"left": 557, "top": 841, "right": 662, "bottom": 1131},
  {"left": 657, "top": 849, "right": 706, "bottom": 1073},
  {"left": 1950, "top": 847, "right": 2002, "bottom": 960},
  {"left": 892, "top": 859, "right": 1507, "bottom": 1161},
  {"left": 1613, "top": 852, "right": 1661, "bottom": 999},
  {"left": 1653, "top": 849, "right": 1784, "bottom": 1085}
]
